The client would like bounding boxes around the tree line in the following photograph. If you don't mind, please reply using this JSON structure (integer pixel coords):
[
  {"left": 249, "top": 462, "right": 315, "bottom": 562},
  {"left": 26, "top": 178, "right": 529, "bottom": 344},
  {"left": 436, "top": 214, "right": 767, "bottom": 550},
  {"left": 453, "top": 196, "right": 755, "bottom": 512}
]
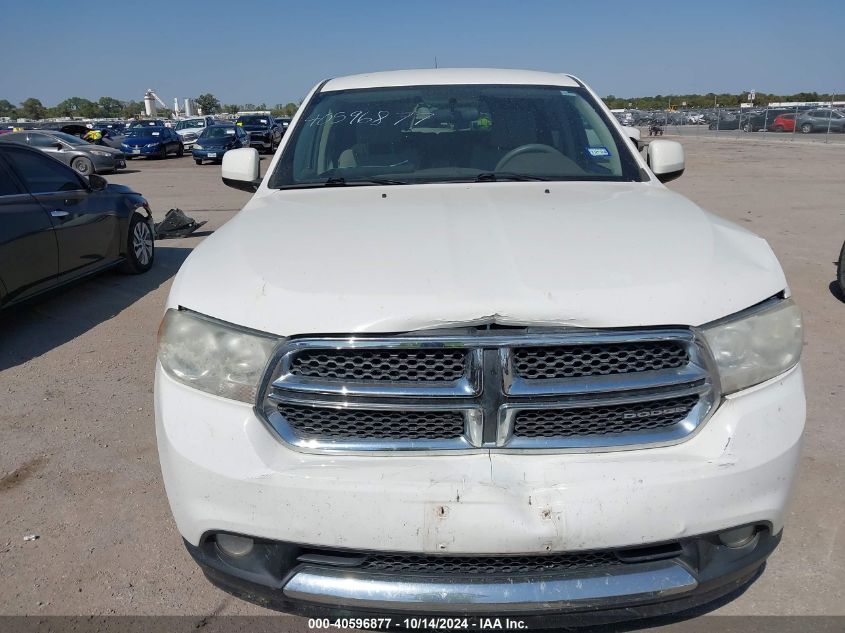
[
  {"left": 603, "top": 91, "right": 839, "bottom": 110},
  {"left": 0, "top": 93, "right": 300, "bottom": 121}
]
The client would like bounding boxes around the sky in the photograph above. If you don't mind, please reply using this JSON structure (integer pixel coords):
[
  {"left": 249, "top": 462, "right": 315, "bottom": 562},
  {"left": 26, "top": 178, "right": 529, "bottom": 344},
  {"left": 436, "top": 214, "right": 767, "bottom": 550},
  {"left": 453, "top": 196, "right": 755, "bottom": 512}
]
[{"left": 2, "top": 0, "right": 844, "bottom": 108}]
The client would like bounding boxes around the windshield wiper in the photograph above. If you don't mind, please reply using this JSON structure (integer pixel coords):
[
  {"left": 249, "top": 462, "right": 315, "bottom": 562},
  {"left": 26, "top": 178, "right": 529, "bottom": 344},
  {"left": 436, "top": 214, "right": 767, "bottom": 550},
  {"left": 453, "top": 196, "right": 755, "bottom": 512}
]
[
  {"left": 323, "top": 176, "right": 407, "bottom": 186},
  {"left": 475, "top": 172, "right": 550, "bottom": 182}
]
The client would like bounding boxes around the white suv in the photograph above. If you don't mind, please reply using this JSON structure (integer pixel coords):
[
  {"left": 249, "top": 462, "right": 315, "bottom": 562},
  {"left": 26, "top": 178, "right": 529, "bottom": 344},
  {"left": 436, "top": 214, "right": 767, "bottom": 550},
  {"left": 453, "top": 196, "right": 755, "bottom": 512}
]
[{"left": 155, "top": 69, "right": 804, "bottom": 626}]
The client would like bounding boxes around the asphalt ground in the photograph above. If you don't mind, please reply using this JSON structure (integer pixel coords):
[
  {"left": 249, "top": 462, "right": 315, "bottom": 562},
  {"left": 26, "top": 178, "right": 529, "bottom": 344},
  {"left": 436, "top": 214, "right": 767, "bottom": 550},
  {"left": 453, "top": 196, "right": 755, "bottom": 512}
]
[{"left": 0, "top": 137, "right": 843, "bottom": 630}]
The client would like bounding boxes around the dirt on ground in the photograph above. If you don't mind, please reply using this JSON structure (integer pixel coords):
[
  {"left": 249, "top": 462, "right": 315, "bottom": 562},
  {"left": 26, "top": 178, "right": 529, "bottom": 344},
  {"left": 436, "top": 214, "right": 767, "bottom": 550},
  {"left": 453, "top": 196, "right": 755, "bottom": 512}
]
[{"left": 0, "top": 137, "right": 842, "bottom": 628}]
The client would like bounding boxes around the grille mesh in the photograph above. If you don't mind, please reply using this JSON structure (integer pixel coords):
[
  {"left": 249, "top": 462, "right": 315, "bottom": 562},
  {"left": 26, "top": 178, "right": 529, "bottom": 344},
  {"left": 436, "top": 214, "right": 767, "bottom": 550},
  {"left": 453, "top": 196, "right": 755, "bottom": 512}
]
[
  {"left": 290, "top": 349, "right": 466, "bottom": 382},
  {"left": 360, "top": 552, "right": 622, "bottom": 575},
  {"left": 278, "top": 405, "right": 465, "bottom": 440},
  {"left": 513, "top": 341, "right": 688, "bottom": 380},
  {"left": 513, "top": 395, "right": 699, "bottom": 438}
]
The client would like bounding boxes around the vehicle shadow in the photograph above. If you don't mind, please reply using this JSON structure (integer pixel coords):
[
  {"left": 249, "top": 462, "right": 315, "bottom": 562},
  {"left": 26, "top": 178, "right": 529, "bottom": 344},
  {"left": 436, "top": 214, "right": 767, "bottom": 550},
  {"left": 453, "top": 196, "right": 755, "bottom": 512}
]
[{"left": 0, "top": 246, "right": 191, "bottom": 372}]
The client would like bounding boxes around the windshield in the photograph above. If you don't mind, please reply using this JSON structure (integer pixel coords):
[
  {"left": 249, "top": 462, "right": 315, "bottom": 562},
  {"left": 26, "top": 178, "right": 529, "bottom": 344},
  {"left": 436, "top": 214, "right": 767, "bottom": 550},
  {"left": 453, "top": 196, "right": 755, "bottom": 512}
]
[
  {"left": 237, "top": 116, "right": 270, "bottom": 127},
  {"left": 54, "top": 132, "right": 88, "bottom": 145},
  {"left": 270, "top": 84, "right": 641, "bottom": 188},
  {"left": 200, "top": 126, "right": 237, "bottom": 139},
  {"left": 126, "top": 127, "right": 166, "bottom": 137},
  {"left": 176, "top": 119, "right": 206, "bottom": 130}
]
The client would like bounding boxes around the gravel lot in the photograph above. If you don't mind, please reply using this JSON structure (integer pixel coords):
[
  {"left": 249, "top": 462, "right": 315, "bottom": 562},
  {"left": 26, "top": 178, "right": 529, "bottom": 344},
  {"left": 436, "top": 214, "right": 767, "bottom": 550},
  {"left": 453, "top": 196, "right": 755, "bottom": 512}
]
[{"left": 0, "top": 137, "right": 843, "bottom": 628}]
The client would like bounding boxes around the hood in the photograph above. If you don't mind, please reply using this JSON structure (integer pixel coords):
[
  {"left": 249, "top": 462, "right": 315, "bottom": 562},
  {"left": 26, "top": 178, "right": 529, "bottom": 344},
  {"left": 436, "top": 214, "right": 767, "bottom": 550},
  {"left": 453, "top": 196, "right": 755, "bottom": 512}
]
[
  {"left": 198, "top": 136, "right": 235, "bottom": 147},
  {"left": 176, "top": 127, "right": 203, "bottom": 136},
  {"left": 79, "top": 144, "right": 121, "bottom": 155},
  {"left": 167, "top": 182, "right": 787, "bottom": 336},
  {"left": 122, "top": 135, "right": 162, "bottom": 145}
]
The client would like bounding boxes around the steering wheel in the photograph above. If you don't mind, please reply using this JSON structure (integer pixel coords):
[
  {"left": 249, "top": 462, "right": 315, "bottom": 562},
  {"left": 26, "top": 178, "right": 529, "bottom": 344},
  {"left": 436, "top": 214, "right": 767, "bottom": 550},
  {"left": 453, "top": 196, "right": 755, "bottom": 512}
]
[{"left": 494, "top": 143, "right": 568, "bottom": 172}]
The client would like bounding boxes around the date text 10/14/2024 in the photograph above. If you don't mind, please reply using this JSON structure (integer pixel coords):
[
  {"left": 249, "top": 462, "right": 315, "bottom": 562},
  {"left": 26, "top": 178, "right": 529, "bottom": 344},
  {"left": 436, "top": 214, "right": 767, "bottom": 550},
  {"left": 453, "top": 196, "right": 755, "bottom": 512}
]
[{"left": 307, "top": 617, "right": 528, "bottom": 630}]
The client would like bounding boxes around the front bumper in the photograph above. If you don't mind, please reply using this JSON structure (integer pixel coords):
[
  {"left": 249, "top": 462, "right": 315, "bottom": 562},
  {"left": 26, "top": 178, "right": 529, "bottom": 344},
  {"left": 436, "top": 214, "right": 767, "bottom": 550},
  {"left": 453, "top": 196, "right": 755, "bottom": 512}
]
[
  {"left": 192, "top": 148, "right": 230, "bottom": 160},
  {"left": 247, "top": 134, "right": 273, "bottom": 149},
  {"left": 186, "top": 528, "right": 779, "bottom": 625},
  {"left": 122, "top": 144, "right": 161, "bottom": 157},
  {"left": 155, "top": 363, "right": 804, "bottom": 615}
]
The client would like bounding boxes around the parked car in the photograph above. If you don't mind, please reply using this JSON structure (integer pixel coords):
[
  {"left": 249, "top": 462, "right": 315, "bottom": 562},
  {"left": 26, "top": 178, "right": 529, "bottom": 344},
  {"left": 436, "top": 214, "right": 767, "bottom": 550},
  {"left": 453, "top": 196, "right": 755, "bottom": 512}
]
[
  {"left": 0, "top": 143, "right": 154, "bottom": 309},
  {"left": 235, "top": 114, "right": 282, "bottom": 153},
  {"left": 174, "top": 116, "right": 217, "bottom": 150},
  {"left": 708, "top": 110, "right": 772, "bottom": 132},
  {"left": 769, "top": 112, "right": 797, "bottom": 133},
  {"left": 276, "top": 117, "right": 292, "bottom": 132},
  {"left": 121, "top": 126, "right": 184, "bottom": 159},
  {"left": 0, "top": 130, "right": 126, "bottom": 175},
  {"left": 94, "top": 121, "right": 127, "bottom": 135},
  {"left": 192, "top": 124, "right": 248, "bottom": 164},
  {"left": 129, "top": 118, "right": 167, "bottom": 128},
  {"left": 796, "top": 109, "right": 845, "bottom": 133},
  {"left": 838, "top": 241, "right": 845, "bottom": 295},
  {"left": 156, "top": 68, "right": 805, "bottom": 626}
]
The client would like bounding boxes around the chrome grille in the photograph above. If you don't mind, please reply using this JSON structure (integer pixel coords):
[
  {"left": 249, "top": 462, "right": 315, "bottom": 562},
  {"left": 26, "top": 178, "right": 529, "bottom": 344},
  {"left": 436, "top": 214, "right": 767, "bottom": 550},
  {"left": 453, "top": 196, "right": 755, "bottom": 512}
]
[
  {"left": 290, "top": 349, "right": 466, "bottom": 382},
  {"left": 359, "top": 551, "right": 622, "bottom": 575},
  {"left": 278, "top": 404, "right": 464, "bottom": 440},
  {"left": 513, "top": 341, "right": 687, "bottom": 379},
  {"left": 260, "top": 328, "right": 718, "bottom": 453},
  {"left": 512, "top": 395, "right": 699, "bottom": 438}
]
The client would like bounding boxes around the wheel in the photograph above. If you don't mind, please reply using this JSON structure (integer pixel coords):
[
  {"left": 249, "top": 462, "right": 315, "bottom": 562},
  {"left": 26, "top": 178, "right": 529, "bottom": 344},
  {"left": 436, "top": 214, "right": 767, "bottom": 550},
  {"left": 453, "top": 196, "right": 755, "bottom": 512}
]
[
  {"left": 176, "top": 143, "right": 184, "bottom": 157},
  {"left": 772, "top": 125, "right": 784, "bottom": 133},
  {"left": 195, "top": 159, "right": 202, "bottom": 165},
  {"left": 742, "top": 123, "right": 752, "bottom": 132},
  {"left": 801, "top": 123, "right": 813, "bottom": 134},
  {"left": 156, "top": 145, "right": 167, "bottom": 159},
  {"left": 120, "top": 213, "right": 154, "bottom": 274},
  {"left": 838, "top": 241, "right": 845, "bottom": 296},
  {"left": 71, "top": 156, "right": 94, "bottom": 176}
]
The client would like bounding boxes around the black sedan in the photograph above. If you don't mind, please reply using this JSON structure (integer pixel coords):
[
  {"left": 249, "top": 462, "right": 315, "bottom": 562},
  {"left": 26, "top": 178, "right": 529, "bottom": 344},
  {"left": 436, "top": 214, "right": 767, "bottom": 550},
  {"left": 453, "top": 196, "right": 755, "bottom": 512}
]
[
  {"left": 235, "top": 115, "right": 282, "bottom": 153},
  {"left": 0, "top": 143, "right": 154, "bottom": 309}
]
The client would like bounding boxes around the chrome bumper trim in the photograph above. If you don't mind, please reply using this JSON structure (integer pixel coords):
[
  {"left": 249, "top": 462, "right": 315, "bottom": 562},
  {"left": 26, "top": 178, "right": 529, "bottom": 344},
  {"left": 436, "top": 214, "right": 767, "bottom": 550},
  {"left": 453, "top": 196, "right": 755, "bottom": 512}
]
[{"left": 282, "top": 561, "right": 698, "bottom": 612}]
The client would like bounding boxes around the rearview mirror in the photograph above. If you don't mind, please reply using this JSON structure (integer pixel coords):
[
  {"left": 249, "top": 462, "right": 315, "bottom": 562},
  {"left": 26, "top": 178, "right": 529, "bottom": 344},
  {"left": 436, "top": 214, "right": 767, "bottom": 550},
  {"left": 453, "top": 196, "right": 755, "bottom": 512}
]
[
  {"left": 222, "top": 148, "right": 261, "bottom": 192},
  {"left": 622, "top": 125, "right": 641, "bottom": 150},
  {"left": 646, "top": 140, "right": 685, "bottom": 183},
  {"left": 88, "top": 174, "right": 108, "bottom": 191}
]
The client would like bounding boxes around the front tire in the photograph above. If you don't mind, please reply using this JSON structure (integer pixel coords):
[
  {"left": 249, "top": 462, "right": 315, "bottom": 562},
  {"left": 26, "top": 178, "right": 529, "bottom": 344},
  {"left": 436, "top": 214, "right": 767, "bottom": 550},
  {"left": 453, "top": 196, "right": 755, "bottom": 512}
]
[
  {"left": 177, "top": 143, "right": 184, "bottom": 157},
  {"left": 801, "top": 123, "right": 813, "bottom": 134},
  {"left": 72, "top": 156, "right": 94, "bottom": 176},
  {"left": 120, "top": 213, "right": 154, "bottom": 274},
  {"left": 838, "top": 241, "right": 845, "bottom": 296},
  {"left": 195, "top": 158, "right": 202, "bottom": 165},
  {"left": 772, "top": 125, "right": 784, "bottom": 132}
]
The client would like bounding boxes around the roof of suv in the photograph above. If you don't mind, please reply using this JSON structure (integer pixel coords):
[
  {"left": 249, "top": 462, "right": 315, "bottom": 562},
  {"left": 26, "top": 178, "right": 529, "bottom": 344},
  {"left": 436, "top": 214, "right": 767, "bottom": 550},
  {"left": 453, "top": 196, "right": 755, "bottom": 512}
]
[{"left": 321, "top": 68, "right": 580, "bottom": 92}]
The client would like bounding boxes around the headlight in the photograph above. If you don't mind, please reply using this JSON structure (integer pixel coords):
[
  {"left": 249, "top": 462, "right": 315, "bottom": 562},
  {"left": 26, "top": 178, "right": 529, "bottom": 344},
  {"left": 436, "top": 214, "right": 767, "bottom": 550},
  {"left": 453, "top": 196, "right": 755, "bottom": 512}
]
[
  {"left": 145, "top": 143, "right": 159, "bottom": 148},
  {"left": 702, "top": 298, "right": 803, "bottom": 394},
  {"left": 193, "top": 144, "right": 203, "bottom": 150},
  {"left": 90, "top": 150, "right": 111, "bottom": 157},
  {"left": 157, "top": 309, "right": 279, "bottom": 402}
]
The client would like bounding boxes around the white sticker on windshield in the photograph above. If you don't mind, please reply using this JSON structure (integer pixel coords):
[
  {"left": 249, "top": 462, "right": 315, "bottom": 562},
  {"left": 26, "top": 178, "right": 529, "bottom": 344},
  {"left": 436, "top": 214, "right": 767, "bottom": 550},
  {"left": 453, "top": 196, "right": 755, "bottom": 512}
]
[
  {"left": 260, "top": 119, "right": 268, "bottom": 124},
  {"left": 152, "top": 131, "right": 160, "bottom": 136},
  {"left": 586, "top": 146, "right": 610, "bottom": 157},
  {"left": 225, "top": 129, "right": 235, "bottom": 134}
]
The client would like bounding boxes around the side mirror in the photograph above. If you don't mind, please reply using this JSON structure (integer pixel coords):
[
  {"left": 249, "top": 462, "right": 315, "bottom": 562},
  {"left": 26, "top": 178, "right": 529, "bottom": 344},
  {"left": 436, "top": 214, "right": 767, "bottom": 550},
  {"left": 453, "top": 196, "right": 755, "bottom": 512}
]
[
  {"left": 646, "top": 140, "right": 685, "bottom": 183},
  {"left": 88, "top": 174, "right": 108, "bottom": 191},
  {"left": 622, "top": 125, "right": 641, "bottom": 150},
  {"left": 54, "top": 142, "right": 64, "bottom": 150},
  {"left": 222, "top": 147, "right": 261, "bottom": 192}
]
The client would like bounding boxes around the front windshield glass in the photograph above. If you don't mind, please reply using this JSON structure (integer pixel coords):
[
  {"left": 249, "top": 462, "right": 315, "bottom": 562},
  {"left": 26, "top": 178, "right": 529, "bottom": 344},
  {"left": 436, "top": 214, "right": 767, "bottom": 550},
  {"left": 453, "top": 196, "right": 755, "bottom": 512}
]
[
  {"left": 54, "top": 132, "right": 87, "bottom": 145},
  {"left": 200, "top": 126, "right": 237, "bottom": 139},
  {"left": 176, "top": 119, "right": 206, "bottom": 130},
  {"left": 237, "top": 116, "right": 269, "bottom": 126},
  {"left": 270, "top": 84, "right": 641, "bottom": 188},
  {"left": 125, "top": 127, "right": 165, "bottom": 137}
]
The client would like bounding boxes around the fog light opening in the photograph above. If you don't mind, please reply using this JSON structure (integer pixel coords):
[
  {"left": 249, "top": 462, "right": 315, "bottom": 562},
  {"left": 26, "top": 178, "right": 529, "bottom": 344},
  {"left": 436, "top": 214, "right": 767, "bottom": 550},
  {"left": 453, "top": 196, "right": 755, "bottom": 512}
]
[
  {"left": 718, "top": 526, "right": 758, "bottom": 549},
  {"left": 216, "top": 533, "right": 254, "bottom": 558}
]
